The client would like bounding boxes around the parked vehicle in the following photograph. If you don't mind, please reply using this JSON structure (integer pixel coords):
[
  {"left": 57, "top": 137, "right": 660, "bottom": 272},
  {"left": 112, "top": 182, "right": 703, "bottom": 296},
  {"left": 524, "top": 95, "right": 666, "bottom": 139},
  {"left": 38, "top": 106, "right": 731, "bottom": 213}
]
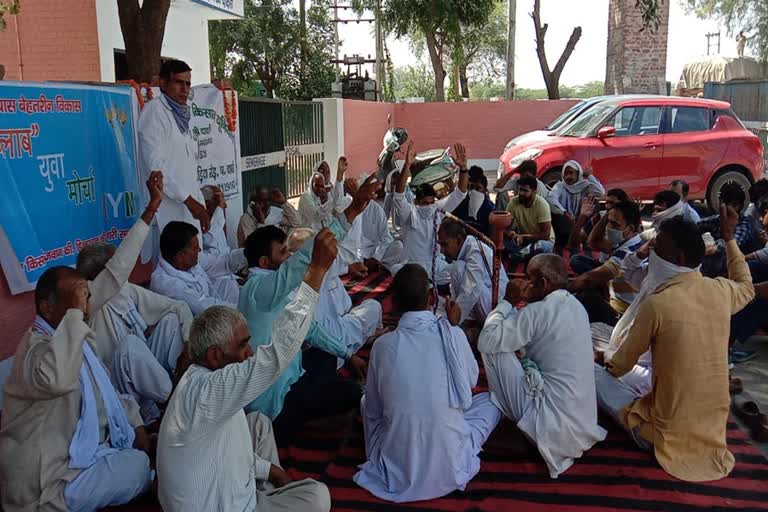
[
  {"left": 502, "top": 95, "right": 611, "bottom": 151},
  {"left": 498, "top": 96, "right": 765, "bottom": 207}
]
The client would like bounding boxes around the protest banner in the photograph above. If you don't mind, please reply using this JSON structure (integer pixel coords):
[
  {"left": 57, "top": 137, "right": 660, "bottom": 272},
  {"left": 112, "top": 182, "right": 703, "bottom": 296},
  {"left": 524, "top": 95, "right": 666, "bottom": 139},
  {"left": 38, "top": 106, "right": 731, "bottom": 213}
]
[{"left": 0, "top": 82, "right": 141, "bottom": 295}]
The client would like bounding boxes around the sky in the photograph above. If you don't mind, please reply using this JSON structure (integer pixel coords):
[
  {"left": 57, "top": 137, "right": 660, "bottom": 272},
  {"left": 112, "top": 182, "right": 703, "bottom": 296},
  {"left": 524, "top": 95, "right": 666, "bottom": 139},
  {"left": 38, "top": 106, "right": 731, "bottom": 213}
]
[{"left": 317, "top": 0, "right": 749, "bottom": 89}]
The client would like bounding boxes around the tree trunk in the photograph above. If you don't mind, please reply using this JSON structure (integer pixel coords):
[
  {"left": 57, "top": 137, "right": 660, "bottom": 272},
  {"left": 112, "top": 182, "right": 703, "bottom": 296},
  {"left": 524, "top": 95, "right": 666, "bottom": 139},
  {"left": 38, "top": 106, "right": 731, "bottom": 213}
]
[
  {"left": 459, "top": 66, "right": 470, "bottom": 98},
  {"left": 117, "top": 0, "right": 171, "bottom": 83},
  {"left": 299, "top": 0, "right": 307, "bottom": 79},
  {"left": 505, "top": 0, "right": 516, "bottom": 99},
  {"left": 530, "top": 0, "right": 581, "bottom": 100},
  {"left": 425, "top": 30, "right": 446, "bottom": 102}
]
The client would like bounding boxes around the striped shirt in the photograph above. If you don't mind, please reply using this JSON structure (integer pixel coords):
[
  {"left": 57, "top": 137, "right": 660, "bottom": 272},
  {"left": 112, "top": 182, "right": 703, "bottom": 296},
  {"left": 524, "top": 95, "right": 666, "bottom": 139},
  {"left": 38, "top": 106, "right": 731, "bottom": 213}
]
[{"left": 157, "top": 283, "right": 319, "bottom": 512}]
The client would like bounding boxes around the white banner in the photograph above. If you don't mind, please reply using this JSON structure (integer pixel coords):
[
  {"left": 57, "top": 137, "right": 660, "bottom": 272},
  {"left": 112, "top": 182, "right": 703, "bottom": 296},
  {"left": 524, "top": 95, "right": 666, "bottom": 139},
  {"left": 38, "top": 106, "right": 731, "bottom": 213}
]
[{"left": 189, "top": 84, "right": 243, "bottom": 248}]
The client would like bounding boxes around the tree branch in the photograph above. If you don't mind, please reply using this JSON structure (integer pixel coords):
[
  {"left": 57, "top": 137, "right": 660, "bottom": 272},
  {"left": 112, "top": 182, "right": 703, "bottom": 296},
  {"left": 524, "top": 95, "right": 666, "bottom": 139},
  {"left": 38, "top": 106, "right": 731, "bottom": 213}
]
[{"left": 552, "top": 26, "right": 582, "bottom": 79}]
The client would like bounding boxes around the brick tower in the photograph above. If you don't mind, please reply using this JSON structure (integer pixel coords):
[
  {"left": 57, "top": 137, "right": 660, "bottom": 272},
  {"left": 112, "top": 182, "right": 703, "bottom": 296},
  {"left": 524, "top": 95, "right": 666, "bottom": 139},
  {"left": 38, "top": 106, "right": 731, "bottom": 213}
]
[{"left": 604, "top": 0, "right": 671, "bottom": 95}]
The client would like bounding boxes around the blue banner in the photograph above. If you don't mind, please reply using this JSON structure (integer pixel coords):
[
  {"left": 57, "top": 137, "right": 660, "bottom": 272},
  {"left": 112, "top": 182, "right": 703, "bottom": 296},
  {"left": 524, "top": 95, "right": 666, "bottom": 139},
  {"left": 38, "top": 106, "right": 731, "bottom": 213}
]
[{"left": 0, "top": 82, "right": 141, "bottom": 294}]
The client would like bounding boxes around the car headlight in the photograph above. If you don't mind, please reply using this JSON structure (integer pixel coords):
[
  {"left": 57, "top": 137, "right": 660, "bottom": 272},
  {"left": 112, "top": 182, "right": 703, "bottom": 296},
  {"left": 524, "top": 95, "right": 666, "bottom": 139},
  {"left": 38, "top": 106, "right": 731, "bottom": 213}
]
[{"left": 506, "top": 148, "right": 543, "bottom": 168}]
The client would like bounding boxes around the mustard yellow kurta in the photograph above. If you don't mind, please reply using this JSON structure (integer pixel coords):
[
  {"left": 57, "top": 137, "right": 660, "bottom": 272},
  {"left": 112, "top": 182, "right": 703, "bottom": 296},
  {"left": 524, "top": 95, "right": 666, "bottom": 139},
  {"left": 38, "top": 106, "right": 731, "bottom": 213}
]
[{"left": 607, "top": 240, "right": 754, "bottom": 482}]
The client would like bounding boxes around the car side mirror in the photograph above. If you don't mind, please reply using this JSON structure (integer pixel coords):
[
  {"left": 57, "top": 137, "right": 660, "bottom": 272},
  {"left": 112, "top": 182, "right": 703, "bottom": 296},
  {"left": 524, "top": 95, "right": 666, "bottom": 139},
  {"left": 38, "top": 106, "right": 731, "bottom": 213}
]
[{"left": 597, "top": 126, "right": 616, "bottom": 139}]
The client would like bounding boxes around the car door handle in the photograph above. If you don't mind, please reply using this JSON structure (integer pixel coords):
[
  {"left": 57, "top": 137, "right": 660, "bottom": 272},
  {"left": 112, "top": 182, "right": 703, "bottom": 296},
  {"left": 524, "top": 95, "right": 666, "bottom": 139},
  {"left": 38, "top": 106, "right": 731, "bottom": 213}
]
[{"left": 643, "top": 142, "right": 658, "bottom": 150}]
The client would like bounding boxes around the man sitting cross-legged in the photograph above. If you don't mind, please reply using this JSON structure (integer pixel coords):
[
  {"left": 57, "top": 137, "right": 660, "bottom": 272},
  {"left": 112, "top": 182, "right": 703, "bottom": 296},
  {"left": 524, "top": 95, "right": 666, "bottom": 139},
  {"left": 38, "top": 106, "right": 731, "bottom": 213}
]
[
  {"left": 77, "top": 242, "right": 192, "bottom": 423},
  {"left": 0, "top": 172, "right": 165, "bottom": 512},
  {"left": 437, "top": 218, "right": 508, "bottom": 325},
  {"left": 504, "top": 175, "right": 555, "bottom": 262},
  {"left": 150, "top": 221, "right": 248, "bottom": 315},
  {"left": 479, "top": 254, "right": 607, "bottom": 479},
  {"left": 354, "top": 264, "right": 501, "bottom": 503},
  {"left": 239, "top": 177, "right": 379, "bottom": 444},
  {"left": 157, "top": 229, "right": 339, "bottom": 512},
  {"left": 594, "top": 211, "right": 754, "bottom": 482},
  {"left": 568, "top": 201, "right": 644, "bottom": 322}
]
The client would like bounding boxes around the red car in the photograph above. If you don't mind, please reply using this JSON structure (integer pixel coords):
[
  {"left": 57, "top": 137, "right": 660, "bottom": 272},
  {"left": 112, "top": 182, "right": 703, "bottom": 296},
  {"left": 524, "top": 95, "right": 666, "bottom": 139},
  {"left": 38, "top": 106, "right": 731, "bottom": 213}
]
[{"left": 498, "top": 96, "right": 765, "bottom": 207}]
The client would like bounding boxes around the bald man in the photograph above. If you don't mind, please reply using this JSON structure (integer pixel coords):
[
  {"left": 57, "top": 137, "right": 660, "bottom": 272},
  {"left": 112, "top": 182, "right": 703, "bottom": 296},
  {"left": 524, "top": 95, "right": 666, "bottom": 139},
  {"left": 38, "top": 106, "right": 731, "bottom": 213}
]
[{"left": 478, "top": 254, "right": 606, "bottom": 479}]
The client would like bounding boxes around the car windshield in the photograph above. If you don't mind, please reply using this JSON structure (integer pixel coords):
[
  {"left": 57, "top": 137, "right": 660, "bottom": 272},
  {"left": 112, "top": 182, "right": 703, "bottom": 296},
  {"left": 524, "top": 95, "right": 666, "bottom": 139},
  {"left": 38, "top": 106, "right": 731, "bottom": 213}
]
[
  {"left": 560, "top": 104, "right": 616, "bottom": 137},
  {"left": 544, "top": 100, "right": 587, "bottom": 130}
]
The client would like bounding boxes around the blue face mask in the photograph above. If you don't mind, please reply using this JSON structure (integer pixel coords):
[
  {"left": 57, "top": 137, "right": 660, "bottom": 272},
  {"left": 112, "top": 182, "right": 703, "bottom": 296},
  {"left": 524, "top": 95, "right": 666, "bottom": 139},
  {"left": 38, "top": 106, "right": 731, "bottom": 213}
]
[{"left": 606, "top": 227, "right": 625, "bottom": 246}]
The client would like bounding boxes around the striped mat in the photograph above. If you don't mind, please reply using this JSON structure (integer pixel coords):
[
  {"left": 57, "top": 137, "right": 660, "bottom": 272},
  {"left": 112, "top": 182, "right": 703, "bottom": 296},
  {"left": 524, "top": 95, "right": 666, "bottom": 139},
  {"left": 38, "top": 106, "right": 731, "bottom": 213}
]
[{"left": 112, "top": 267, "right": 768, "bottom": 512}]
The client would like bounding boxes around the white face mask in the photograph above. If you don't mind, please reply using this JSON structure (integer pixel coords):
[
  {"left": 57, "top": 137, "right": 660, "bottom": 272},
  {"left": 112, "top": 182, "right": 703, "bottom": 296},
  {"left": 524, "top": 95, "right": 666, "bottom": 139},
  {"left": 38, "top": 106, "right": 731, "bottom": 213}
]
[
  {"left": 416, "top": 203, "right": 437, "bottom": 219},
  {"left": 468, "top": 190, "right": 485, "bottom": 217},
  {"left": 606, "top": 227, "right": 625, "bottom": 246}
]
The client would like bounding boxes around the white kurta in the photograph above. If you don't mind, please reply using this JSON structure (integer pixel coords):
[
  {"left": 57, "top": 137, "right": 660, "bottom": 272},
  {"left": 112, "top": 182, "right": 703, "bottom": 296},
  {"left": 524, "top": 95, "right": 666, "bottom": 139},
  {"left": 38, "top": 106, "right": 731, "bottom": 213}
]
[
  {"left": 138, "top": 95, "right": 203, "bottom": 244},
  {"left": 356, "top": 200, "right": 404, "bottom": 272},
  {"left": 479, "top": 291, "right": 607, "bottom": 478},
  {"left": 392, "top": 188, "right": 467, "bottom": 280},
  {"left": 354, "top": 311, "right": 501, "bottom": 503},
  {"left": 149, "top": 249, "right": 246, "bottom": 316},
  {"left": 298, "top": 179, "right": 345, "bottom": 232},
  {"left": 314, "top": 216, "right": 381, "bottom": 363},
  {"left": 450, "top": 235, "right": 508, "bottom": 323},
  {"left": 158, "top": 283, "right": 330, "bottom": 512}
]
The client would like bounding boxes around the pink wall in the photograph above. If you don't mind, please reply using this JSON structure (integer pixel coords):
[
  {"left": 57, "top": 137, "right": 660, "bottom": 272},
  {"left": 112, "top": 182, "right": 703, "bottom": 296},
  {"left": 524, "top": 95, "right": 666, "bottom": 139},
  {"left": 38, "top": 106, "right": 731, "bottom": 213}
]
[
  {"left": 343, "top": 100, "right": 395, "bottom": 178},
  {"left": 342, "top": 99, "right": 578, "bottom": 177}
]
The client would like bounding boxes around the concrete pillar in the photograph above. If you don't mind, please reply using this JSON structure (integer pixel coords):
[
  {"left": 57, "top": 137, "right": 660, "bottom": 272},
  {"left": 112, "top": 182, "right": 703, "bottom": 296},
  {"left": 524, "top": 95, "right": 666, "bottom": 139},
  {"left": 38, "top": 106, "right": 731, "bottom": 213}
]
[{"left": 317, "top": 98, "right": 345, "bottom": 166}]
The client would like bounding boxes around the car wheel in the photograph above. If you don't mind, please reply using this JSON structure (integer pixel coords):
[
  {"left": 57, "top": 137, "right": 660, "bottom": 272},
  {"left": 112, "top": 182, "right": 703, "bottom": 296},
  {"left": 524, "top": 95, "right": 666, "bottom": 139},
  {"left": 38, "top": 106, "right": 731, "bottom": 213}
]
[
  {"left": 707, "top": 169, "right": 752, "bottom": 210},
  {"left": 541, "top": 168, "right": 562, "bottom": 189}
]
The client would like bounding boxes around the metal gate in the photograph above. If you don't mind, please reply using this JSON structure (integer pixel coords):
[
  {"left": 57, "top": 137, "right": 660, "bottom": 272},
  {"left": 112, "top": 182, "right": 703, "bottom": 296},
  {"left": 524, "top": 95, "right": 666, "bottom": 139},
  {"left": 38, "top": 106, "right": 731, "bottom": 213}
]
[{"left": 239, "top": 98, "right": 324, "bottom": 208}]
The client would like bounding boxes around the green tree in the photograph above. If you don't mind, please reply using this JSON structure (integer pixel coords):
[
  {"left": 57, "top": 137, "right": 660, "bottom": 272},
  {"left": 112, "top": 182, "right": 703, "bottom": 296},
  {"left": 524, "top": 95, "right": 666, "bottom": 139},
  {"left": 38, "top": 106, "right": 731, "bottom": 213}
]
[
  {"left": 391, "top": 63, "right": 437, "bottom": 102},
  {"left": 0, "top": 0, "right": 19, "bottom": 32},
  {"left": 378, "top": 0, "right": 497, "bottom": 102}
]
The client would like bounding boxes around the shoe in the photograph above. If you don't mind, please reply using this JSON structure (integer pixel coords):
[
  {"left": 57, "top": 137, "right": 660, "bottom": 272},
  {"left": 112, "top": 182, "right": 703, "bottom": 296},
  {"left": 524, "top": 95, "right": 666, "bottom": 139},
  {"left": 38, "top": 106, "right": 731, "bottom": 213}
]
[{"left": 730, "top": 349, "right": 758, "bottom": 364}]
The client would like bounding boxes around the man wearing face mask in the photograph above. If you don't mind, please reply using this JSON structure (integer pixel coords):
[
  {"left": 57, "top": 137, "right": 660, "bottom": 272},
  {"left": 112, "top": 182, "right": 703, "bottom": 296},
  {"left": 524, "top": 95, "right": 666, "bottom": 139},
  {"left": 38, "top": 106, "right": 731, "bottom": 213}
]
[
  {"left": 504, "top": 175, "right": 555, "bottom": 262},
  {"left": 568, "top": 189, "right": 629, "bottom": 274},
  {"left": 392, "top": 142, "right": 469, "bottom": 282},
  {"left": 479, "top": 254, "right": 607, "bottom": 479},
  {"left": 569, "top": 201, "right": 644, "bottom": 320},
  {"left": 451, "top": 167, "right": 496, "bottom": 236},
  {"left": 639, "top": 190, "right": 687, "bottom": 242},
  {"left": 299, "top": 158, "right": 348, "bottom": 232},
  {"left": 594, "top": 212, "right": 754, "bottom": 482}
]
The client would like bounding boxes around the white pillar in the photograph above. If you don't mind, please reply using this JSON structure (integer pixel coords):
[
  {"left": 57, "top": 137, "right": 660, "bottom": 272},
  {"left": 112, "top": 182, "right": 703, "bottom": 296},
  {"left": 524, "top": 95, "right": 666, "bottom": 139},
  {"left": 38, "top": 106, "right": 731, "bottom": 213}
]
[{"left": 317, "top": 98, "right": 345, "bottom": 165}]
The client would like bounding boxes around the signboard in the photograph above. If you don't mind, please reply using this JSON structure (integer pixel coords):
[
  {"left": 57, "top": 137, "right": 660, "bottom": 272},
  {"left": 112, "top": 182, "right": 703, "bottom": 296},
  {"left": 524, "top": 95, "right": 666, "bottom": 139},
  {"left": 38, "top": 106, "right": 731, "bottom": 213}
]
[
  {"left": 0, "top": 82, "right": 141, "bottom": 294},
  {"left": 189, "top": 84, "right": 243, "bottom": 246},
  {"left": 190, "top": 0, "right": 244, "bottom": 17}
]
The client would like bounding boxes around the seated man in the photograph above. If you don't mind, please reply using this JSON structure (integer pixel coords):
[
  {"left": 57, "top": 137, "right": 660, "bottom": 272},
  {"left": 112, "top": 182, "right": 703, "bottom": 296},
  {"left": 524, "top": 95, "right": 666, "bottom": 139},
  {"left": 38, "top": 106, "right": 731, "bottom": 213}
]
[
  {"left": 451, "top": 166, "right": 496, "bottom": 236},
  {"left": 698, "top": 183, "right": 762, "bottom": 277},
  {"left": 568, "top": 188, "right": 629, "bottom": 274},
  {"left": 345, "top": 176, "right": 404, "bottom": 273},
  {"left": 437, "top": 218, "right": 508, "bottom": 324},
  {"left": 238, "top": 186, "right": 300, "bottom": 246},
  {"left": 669, "top": 179, "right": 701, "bottom": 223},
  {"left": 201, "top": 185, "right": 242, "bottom": 303},
  {"left": 383, "top": 169, "right": 415, "bottom": 230},
  {"left": 0, "top": 172, "right": 164, "bottom": 512},
  {"left": 158, "top": 233, "right": 338, "bottom": 512},
  {"left": 239, "top": 178, "right": 378, "bottom": 443},
  {"left": 77, "top": 242, "right": 192, "bottom": 422},
  {"left": 392, "top": 142, "right": 468, "bottom": 283},
  {"left": 569, "top": 201, "right": 644, "bottom": 320},
  {"left": 298, "top": 158, "right": 347, "bottom": 231},
  {"left": 479, "top": 254, "right": 607, "bottom": 479},
  {"left": 640, "top": 190, "right": 687, "bottom": 241},
  {"left": 493, "top": 159, "right": 560, "bottom": 212},
  {"left": 549, "top": 160, "right": 605, "bottom": 219},
  {"left": 150, "top": 221, "right": 247, "bottom": 315},
  {"left": 594, "top": 212, "right": 753, "bottom": 482},
  {"left": 354, "top": 264, "right": 501, "bottom": 502},
  {"left": 745, "top": 196, "right": 768, "bottom": 281},
  {"left": 504, "top": 175, "right": 555, "bottom": 261}
]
